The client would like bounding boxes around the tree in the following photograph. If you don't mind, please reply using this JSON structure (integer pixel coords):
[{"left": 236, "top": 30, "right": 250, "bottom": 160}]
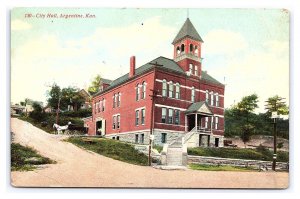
[
  {"left": 88, "top": 74, "right": 101, "bottom": 95},
  {"left": 236, "top": 94, "right": 259, "bottom": 122},
  {"left": 47, "top": 83, "right": 61, "bottom": 110},
  {"left": 61, "top": 87, "right": 85, "bottom": 111},
  {"left": 29, "top": 102, "right": 46, "bottom": 122},
  {"left": 265, "top": 95, "right": 289, "bottom": 116}
]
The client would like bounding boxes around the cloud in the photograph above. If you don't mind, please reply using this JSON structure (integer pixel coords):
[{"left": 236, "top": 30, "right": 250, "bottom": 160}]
[
  {"left": 11, "top": 19, "right": 32, "bottom": 31},
  {"left": 207, "top": 40, "right": 289, "bottom": 113},
  {"left": 203, "top": 29, "right": 248, "bottom": 56}
]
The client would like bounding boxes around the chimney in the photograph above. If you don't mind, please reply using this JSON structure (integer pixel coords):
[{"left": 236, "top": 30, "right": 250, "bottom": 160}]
[{"left": 129, "top": 56, "right": 136, "bottom": 78}]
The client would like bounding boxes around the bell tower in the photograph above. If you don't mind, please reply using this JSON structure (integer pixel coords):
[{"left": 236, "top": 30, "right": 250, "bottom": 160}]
[{"left": 172, "top": 18, "right": 203, "bottom": 78}]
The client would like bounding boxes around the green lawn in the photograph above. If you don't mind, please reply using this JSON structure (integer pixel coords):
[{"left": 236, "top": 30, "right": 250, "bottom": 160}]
[
  {"left": 188, "top": 147, "right": 289, "bottom": 162},
  {"left": 189, "top": 163, "right": 257, "bottom": 172},
  {"left": 11, "top": 143, "right": 55, "bottom": 171},
  {"left": 67, "top": 137, "right": 149, "bottom": 166}
]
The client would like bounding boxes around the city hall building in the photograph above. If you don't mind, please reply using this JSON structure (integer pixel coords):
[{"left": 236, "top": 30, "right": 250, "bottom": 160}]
[{"left": 84, "top": 18, "right": 225, "bottom": 147}]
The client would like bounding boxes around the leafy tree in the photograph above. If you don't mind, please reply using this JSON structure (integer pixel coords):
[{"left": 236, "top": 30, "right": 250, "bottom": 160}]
[
  {"left": 61, "top": 87, "right": 85, "bottom": 111},
  {"left": 29, "top": 102, "right": 46, "bottom": 122},
  {"left": 236, "top": 94, "right": 259, "bottom": 122},
  {"left": 265, "top": 95, "right": 289, "bottom": 116},
  {"left": 88, "top": 74, "right": 101, "bottom": 95},
  {"left": 47, "top": 83, "right": 62, "bottom": 110}
]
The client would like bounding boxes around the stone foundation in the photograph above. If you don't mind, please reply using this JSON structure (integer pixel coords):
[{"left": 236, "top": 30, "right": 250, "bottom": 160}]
[{"left": 105, "top": 131, "right": 150, "bottom": 144}]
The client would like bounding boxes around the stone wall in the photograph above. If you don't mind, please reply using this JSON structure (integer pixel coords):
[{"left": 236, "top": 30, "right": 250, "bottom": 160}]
[
  {"left": 153, "top": 130, "right": 184, "bottom": 146},
  {"left": 105, "top": 131, "right": 150, "bottom": 144},
  {"left": 188, "top": 155, "right": 289, "bottom": 171}
]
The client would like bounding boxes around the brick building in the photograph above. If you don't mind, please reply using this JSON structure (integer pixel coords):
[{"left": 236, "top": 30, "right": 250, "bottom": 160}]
[{"left": 84, "top": 18, "right": 225, "bottom": 147}]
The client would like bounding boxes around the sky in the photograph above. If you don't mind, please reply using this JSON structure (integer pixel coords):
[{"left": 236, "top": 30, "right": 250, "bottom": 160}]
[{"left": 11, "top": 8, "right": 289, "bottom": 113}]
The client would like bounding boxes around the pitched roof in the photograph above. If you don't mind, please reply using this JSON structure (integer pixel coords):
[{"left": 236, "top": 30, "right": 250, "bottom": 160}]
[
  {"left": 101, "top": 78, "right": 113, "bottom": 85},
  {"left": 172, "top": 18, "right": 203, "bottom": 44},
  {"left": 93, "top": 56, "right": 223, "bottom": 97},
  {"left": 185, "top": 101, "right": 213, "bottom": 115}
]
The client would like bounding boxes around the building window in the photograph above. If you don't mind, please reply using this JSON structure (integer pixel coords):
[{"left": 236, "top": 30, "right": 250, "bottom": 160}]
[
  {"left": 99, "top": 101, "right": 102, "bottom": 112},
  {"left": 113, "top": 116, "right": 116, "bottom": 129},
  {"left": 181, "top": 44, "right": 185, "bottom": 52},
  {"left": 216, "top": 93, "right": 219, "bottom": 107},
  {"left": 211, "top": 116, "right": 214, "bottom": 129},
  {"left": 210, "top": 92, "right": 214, "bottom": 106},
  {"left": 161, "top": 133, "right": 167, "bottom": 144},
  {"left": 205, "top": 90, "right": 209, "bottom": 103},
  {"left": 161, "top": 108, "right": 167, "bottom": 123},
  {"left": 113, "top": 93, "right": 117, "bottom": 108},
  {"left": 194, "top": 46, "right": 198, "bottom": 55},
  {"left": 189, "top": 44, "right": 193, "bottom": 52},
  {"left": 162, "top": 79, "right": 167, "bottom": 97},
  {"left": 116, "top": 136, "right": 119, "bottom": 140},
  {"left": 168, "top": 109, "right": 173, "bottom": 124},
  {"left": 175, "top": 83, "right": 180, "bottom": 99},
  {"left": 169, "top": 81, "right": 174, "bottom": 98},
  {"left": 136, "top": 84, "right": 140, "bottom": 101},
  {"left": 191, "top": 87, "right": 195, "bottom": 102},
  {"left": 195, "top": 65, "right": 198, "bottom": 76},
  {"left": 102, "top": 99, "right": 105, "bottom": 111},
  {"left": 135, "top": 110, "right": 139, "bottom": 125},
  {"left": 140, "top": 134, "right": 144, "bottom": 144},
  {"left": 135, "top": 134, "right": 139, "bottom": 143},
  {"left": 189, "top": 64, "right": 193, "bottom": 74},
  {"left": 175, "top": 110, "right": 180, "bottom": 125},
  {"left": 142, "top": 82, "right": 146, "bottom": 99},
  {"left": 117, "top": 92, "right": 121, "bottom": 107},
  {"left": 176, "top": 46, "right": 180, "bottom": 55},
  {"left": 141, "top": 108, "right": 145, "bottom": 125},
  {"left": 205, "top": 117, "right": 208, "bottom": 128},
  {"left": 215, "top": 117, "right": 219, "bottom": 129},
  {"left": 117, "top": 115, "right": 120, "bottom": 129}
]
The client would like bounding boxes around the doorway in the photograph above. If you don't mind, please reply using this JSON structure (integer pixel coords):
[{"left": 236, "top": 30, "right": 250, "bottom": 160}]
[{"left": 215, "top": 138, "right": 219, "bottom": 147}]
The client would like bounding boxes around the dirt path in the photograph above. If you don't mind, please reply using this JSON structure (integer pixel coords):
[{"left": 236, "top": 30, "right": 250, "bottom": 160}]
[{"left": 10, "top": 118, "right": 288, "bottom": 188}]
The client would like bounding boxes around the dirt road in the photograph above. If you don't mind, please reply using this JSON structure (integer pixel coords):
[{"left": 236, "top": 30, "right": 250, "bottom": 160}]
[{"left": 10, "top": 118, "right": 288, "bottom": 188}]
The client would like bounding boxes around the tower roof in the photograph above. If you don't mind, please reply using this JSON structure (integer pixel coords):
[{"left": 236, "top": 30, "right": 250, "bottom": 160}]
[{"left": 172, "top": 18, "right": 203, "bottom": 44}]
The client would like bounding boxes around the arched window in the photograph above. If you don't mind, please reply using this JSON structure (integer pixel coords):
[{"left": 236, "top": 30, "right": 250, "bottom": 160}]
[
  {"left": 215, "top": 93, "right": 219, "bottom": 107},
  {"left": 189, "top": 64, "right": 193, "bottom": 74},
  {"left": 189, "top": 44, "right": 194, "bottom": 52},
  {"left": 176, "top": 46, "right": 180, "bottom": 55},
  {"left": 169, "top": 81, "right": 174, "bottom": 98},
  {"left": 194, "top": 65, "right": 198, "bottom": 76},
  {"left": 191, "top": 87, "right": 195, "bottom": 102},
  {"left": 175, "top": 83, "right": 180, "bottom": 99},
  {"left": 162, "top": 79, "right": 167, "bottom": 97},
  {"left": 205, "top": 90, "right": 209, "bottom": 103},
  {"left": 142, "top": 81, "right": 146, "bottom": 99},
  {"left": 181, "top": 44, "right": 185, "bottom": 52},
  {"left": 136, "top": 84, "right": 140, "bottom": 101},
  {"left": 194, "top": 46, "right": 199, "bottom": 55}
]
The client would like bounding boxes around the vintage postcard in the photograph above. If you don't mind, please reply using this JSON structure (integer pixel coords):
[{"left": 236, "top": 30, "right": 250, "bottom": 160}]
[{"left": 10, "top": 8, "right": 289, "bottom": 188}]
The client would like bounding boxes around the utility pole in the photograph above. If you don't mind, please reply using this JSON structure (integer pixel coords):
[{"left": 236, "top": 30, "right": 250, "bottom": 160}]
[
  {"left": 265, "top": 97, "right": 285, "bottom": 171},
  {"left": 148, "top": 62, "right": 162, "bottom": 166}
]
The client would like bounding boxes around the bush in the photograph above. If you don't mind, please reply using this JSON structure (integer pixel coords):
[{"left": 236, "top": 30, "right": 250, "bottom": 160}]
[{"left": 60, "top": 108, "right": 92, "bottom": 118}]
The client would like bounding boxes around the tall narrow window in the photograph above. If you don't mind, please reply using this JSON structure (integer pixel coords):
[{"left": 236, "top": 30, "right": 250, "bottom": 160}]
[
  {"left": 189, "top": 64, "right": 193, "bottom": 74},
  {"left": 136, "top": 84, "right": 140, "bottom": 101},
  {"left": 169, "top": 81, "right": 174, "bottom": 98},
  {"left": 205, "top": 90, "right": 209, "bottom": 103},
  {"left": 189, "top": 44, "right": 193, "bottom": 52},
  {"left": 210, "top": 92, "right": 214, "bottom": 106},
  {"left": 135, "top": 110, "right": 139, "bottom": 125},
  {"left": 142, "top": 82, "right": 146, "bottom": 99},
  {"left": 215, "top": 117, "right": 219, "bottom": 129},
  {"left": 99, "top": 100, "right": 102, "bottom": 112},
  {"left": 135, "top": 134, "right": 139, "bottom": 143},
  {"left": 141, "top": 109, "right": 145, "bottom": 125},
  {"left": 194, "top": 65, "right": 198, "bottom": 76},
  {"left": 194, "top": 46, "right": 199, "bottom": 55},
  {"left": 168, "top": 109, "right": 173, "bottom": 124},
  {"left": 162, "top": 79, "right": 167, "bottom": 97},
  {"left": 216, "top": 93, "right": 219, "bottom": 107},
  {"left": 117, "top": 115, "right": 120, "bottom": 129},
  {"left": 102, "top": 99, "right": 105, "bottom": 111},
  {"left": 161, "top": 108, "right": 167, "bottom": 123},
  {"left": 113, "top": 116, "right": 116, "bottom": 129},
  {"left": 176, "top": 46, "right": 180, "bottom": 55},
  {"left": 205, "top": 117, "right": 208, "bottom": 128},
  {"left": 117, "top": 92, "right": 121, "bottom": 107},
  {"left": 113, "top": 94, "right": 117, "bottom": 108},
  {"left": 94, "top": 103, "right": 96, "bottom": 114},
  {"left": 161, "top": 133, "right": 167, "bottom": 143},
  {"left": 181, "top": 44, "right": 185, "bottom": 52},
  {"left": 175, "top": 83, "right": 180, "bottom": 99},
  {"left": 140, "top": 134, "right": 144, "bottom": 144},
  {"left": 175, "top": 110, "right": 180, "bottom": 125},
  {"left": 191, "top": 87, "right": 195, "bottom": 102}
]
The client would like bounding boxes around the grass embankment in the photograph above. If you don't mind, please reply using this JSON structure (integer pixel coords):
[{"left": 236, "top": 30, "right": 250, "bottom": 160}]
[
  {"left": 67, "top": 137, "right": 148, "bottom": 166},
  {"left": 188, "top": 146, "right": 289, "bottom": 162},
  {"left": 11, "top": 143, "right": 55, "bottom": 171},
  {"left": 189, "top": 163, "right": 257, "bottom": 171}
]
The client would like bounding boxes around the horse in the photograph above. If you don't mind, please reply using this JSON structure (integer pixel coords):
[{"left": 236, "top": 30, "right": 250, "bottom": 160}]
[{"left": 53, "top": 122, "right": 72, "bottom": 135}]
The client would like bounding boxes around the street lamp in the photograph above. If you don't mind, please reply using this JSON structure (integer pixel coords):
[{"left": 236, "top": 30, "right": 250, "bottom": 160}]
[{"left": 265, "top": 97, "right": 285, "bottom": 171}]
